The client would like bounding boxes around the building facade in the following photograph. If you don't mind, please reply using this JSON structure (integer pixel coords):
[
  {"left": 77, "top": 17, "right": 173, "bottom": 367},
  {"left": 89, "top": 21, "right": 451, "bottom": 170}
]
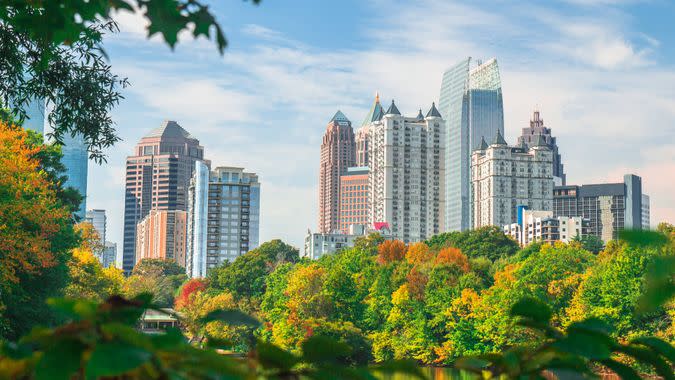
[
  {"left": 136, "top": 210, "right": 187, "bottom": 266},
  {"left": 102, "top": 242, "right": 117, "bottom": 268},
  {"left": 186, "top": 165, "right": 260, "bottom": 277},
  {"left": 517, "top": 110, "right": 566, "bottom": 185},
  {"left": 339, "top": 166, "right": 369, "bottom": 233},
  {"left": 504, "top": 209, "right": 589, "bottom": 246},
  {"left": 85, "top": 209, "right": 107, "bottom": 243},
  {"left": 304, "top": 223, "right": 393, "bottom": 260},
  {"left": 20, "top": 97, "right": 46, "bottom": 136},
  {"left": 642, "top": 194, "right": 651, "bottom": 229},
  {"left": 367, "top": 101, "right": 445, "bottom": 242},
  {"left": 356, "top": 94, "right": 385, "bottom": 167},
  {"left": 61, "top": 133, "right": 89, "bottom": 219},
  {"left": 318, "top": 111, "right": 356, "bottom": 233},
  {"left": 438, "top": 57, "right": 504, "bottom": 232},
  {"left": 471, "top": 133, "right": 553, "bottom": 228},
  {"left": 122, "top": 121, "right": 207, "bottom": 273},
  {"left": 553, "top": 174, "right": 644, "bottom": 242}
]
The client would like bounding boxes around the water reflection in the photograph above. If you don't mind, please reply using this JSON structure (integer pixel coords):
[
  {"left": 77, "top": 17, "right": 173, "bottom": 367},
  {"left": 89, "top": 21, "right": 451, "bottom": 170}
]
[{"left": 378, "top": 367, "right": 472, "bottom": 380}]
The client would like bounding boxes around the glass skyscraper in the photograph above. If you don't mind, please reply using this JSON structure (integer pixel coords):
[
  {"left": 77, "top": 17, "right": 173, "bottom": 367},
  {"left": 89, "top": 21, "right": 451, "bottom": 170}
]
[
  {"left": 438, "top": 57, "right": 504, "bottom": 231},
  {"left": 21, "top": 97, "right": 46, "bottom": 136},
  {"left": 61, "top": 132, "right": 89, "bottom": 219}
]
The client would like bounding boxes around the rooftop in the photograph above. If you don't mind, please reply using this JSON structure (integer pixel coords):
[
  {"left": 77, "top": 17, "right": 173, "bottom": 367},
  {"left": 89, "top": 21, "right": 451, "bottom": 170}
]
[{"left": 144, "top": 120, "right": 195, "bottom": 140}]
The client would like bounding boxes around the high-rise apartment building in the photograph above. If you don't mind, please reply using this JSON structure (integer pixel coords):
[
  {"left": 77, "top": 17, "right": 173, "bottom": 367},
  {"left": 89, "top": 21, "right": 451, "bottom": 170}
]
[
  {"left": 122, "top": 121, "right": 207, "bottom": 273},
  {"left": 318, "top": 111, "right": 356, "bottom": 233},
  {"left": 186, "top": 165, "right": 260, "bottom": 277},
  {"left": 136, "top": 210, "right": 187, "bottom": 266},
  {"left": 439, "top": 57, "right": 504, "bottom": 232},
  {"left": 356, "top": 94, "right": 385, "bottom": 167},
  {"left": 553, "top": 174, "right": 644, "bottom": 242},
  {"left": 517, "top": 110, "right": 566, "bottom": 185},
  {"left": 85, "top": 209, "right": 107, "bottom": 243},
  {"left": 61, "top": 133, "right": 89, "bottom": 219},
  {"left": 366, "top": 100, "right": 445, "bottom": 242},
  {"left": 471, "top": 133, "right": 553, "bottom": 228},
  {"left": 102, "top": 242, "right": 117, "bottom": 269},
  {"left": 339, "top": 166, "right": 369, "bottom": 233},
  {"left": 642, "top": 194, "right": 650, "bottom": 229}
]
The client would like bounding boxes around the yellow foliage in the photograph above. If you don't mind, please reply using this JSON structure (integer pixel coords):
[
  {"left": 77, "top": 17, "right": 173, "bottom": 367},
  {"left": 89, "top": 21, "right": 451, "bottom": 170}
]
[{"left": 405, "top": 242, "right": 432, "bottom": 265}]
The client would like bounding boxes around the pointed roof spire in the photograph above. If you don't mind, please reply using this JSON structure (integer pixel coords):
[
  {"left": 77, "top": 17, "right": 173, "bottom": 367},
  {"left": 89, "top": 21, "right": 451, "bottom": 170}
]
[
  {"left": 478, "top": 136, "right": 488, "bottom": 150},
  {"left": 330, "top": 110, "right": 350, "bottom": 125},
  {"left": 425, "top": 102, "right": 442, "bottom": 118},
  {"left": 416, "top": 109, "right": 424, "bottom": 120},
  {"left": 491, "top": 130, "right": 507, "bottom": 145},
  {"left": 386, "top": 100, "right": 401, "bottom": 115},
  {"left": 362, "top": 93, "right": 385, "bottom": 127}
]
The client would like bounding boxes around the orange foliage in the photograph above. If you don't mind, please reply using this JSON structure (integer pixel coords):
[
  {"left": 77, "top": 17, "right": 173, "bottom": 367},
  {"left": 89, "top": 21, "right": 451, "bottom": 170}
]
[
  {"left": 434, "top": 247, "right": 470, "bottom": 272},
  {"left": 0, "top": 121, "right": 70, "bottom": 286},
  {"left": 406, "top": 266, "right": 428, "bottom": 301},
  {"left": 405, "top": 242, "right": 433, "bottom": 265},
  {"left": 175, "top": 278, "right": 208, "bottom": 310},
  {"left": 376, "top": 240, "right": 408, "bottom": 265}
]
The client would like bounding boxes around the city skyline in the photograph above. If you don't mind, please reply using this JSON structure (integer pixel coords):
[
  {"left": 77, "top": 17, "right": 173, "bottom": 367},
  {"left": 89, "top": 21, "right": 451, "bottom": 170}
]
[{"left": 84, "top": 0, "right": 674, "bottom": 250}]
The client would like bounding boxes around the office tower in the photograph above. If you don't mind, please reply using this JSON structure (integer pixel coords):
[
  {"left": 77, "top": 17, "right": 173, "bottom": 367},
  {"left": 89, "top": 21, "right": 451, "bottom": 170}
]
[
  {"left": 21, "top": 97, "right": 46, "bottom": 135},
  {"left": 553, "top": 174, "right": 644, "bottom": 242},
  {"left": 318, "top": 111, "right": 356, "bottom": 233},
  {"left": 503, "top": 209, "right": 589, "bottom": 246},
  {"left": 186, "top": 165, "right": 260, "bottom": 277},
  {"left": 356, "top": 93, "right": 385, "bottom": 167},
  {"left": 102, "top": 242, "right": 117, "bottom": 268},
  {"left": 136, "top": 210, "right": 188, "bottom": 266},
  {"left": 61, "top": 133, "right": 89, "bottom": 219},
  {"left": 367, "top": 100, "right": 445, "bottom": 242},
  {"left": 642, "top": 194, "right": 650, "bottom": 229},
  {"left": 85, "top": 209, "right": 107, "bottom": 243},
  {"left": 339, "top": 166, "right": 369, "bottom": 233},
  {"left": 122, "top": 121, "right": 207, "bottom": 274},
  {"left": 439, "top": 57, "right": 504, "bottom": 231},
  {"left": 517, "top": 110, "right": 566, "bottom": 185},
  {"left": 471, "top": 133, "right": 553, "bottom": 228}
]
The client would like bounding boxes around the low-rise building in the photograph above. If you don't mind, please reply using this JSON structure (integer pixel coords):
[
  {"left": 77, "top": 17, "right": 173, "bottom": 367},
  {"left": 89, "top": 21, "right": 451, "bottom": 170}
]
[
  {"left": 303, "top": 223, "right": 392, "bottom": 260},
  {"left": 504, "top": 208, "right": 589, "bottom": 246}
]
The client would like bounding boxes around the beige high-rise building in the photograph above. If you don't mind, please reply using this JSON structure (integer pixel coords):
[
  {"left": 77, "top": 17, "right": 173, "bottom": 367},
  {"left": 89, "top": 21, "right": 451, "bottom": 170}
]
[
  {"left": 471, "top": 132, "right": 553, "bottom": 228},
  {"left": 136, "top": 210, "right": 187, "bottom": 266},
  {"left": 122, "top": 121, "right": 208, "bottom": 273},
  {"left": 318, "top": 111, "right": 355, "bottom": 233},
  {"left": 356, "top": 94, "right": 385, "bottom": 167},
  {"left": 366, "top": 100, "right": 445, "bottom": 242}
]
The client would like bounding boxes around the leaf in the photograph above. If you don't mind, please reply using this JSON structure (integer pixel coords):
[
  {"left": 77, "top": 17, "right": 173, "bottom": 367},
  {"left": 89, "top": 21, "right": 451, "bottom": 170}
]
[
  {"left": 631, "top": 337, "right": 675, "bottom": 365},
  {"left": 301, "top": 335, "right": 351, "bottom": 364},
  {"left": 150, "top": 327, "right": 186, "bottom": 349},
  {"left": 370, "top": 359, "right": 427, "bottom": 379},
  {"left": 198, "top": 309, "right": 260, "bottom": 327},
  {"left": 454, "top": 356, "right": 490, "bottom": 373},
  {"left": 0, "top": 341, "right": 34, "bottom": 360},
  {"left": 256, "top": 341, "right": 300, "bottom": 371},
  {"left": 552, "top": 329, "right": 612, "bottom": 360},
  {"left": 599, "top": 359, "right": 641, "bottom": 380},
  {"left": 47, "top": 298, "right": 97, "bottom": 320},
  {"left": 35, "top": 340, "right": 84, "bottom": 380},
  {"left": 85, "top": 341, "right": 152, "bottom": 379},
  {"left": 616, "top": 344, "right": 674, "bottom": 380},
  {"left": 619, "top": 229, "right": 668, "bottom": 247},
  {"left": 510, "top": 297, "right": 552, "bottom": 323},
  {"left": 637, "top": 256, "right": 675, "bottom": 314}
]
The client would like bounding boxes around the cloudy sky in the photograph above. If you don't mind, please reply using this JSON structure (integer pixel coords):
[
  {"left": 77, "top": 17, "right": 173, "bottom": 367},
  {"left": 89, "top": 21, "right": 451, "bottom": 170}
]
[{"left": 88, "top": 0, "right": 675, "bottom": 249}]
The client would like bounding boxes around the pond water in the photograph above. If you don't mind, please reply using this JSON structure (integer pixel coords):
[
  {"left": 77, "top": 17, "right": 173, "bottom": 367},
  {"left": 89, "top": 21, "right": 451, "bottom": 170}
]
[{"left": 379, "top": 367, "right": 472, "bottom": 380}]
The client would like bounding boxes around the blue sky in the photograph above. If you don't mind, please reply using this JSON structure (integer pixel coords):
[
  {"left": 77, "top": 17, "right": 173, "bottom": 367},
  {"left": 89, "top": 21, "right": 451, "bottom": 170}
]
[{"left": 88, "top": 0, "right": 675, "bottom": 249}]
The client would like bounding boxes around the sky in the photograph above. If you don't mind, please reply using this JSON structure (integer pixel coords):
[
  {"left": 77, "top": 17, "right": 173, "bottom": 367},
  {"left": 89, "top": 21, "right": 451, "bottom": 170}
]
[{"left": 87, "top": 0, "right": 675, "bottom": 250}]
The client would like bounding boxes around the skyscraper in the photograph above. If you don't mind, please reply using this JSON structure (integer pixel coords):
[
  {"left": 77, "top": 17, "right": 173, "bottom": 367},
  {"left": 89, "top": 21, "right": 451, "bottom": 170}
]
[
  {"left": 553, "top": 174, "right": 644, "bottom": 242},
  {"left": 122, "top": 121, "right": 207, "bottom": 274},
  {"left": 642, "top": 194, "right": 650, "bottom": 229},
  {"left": 367, "top": 100, "right": 445, "bottom": 242},
  {"left": 318, "top": 111, "right": 356, "bottom": 233},
  {"left": 186, "top": 165, "right": 260, "bottom": 277},
  {"left": 438, "top": 57, "right": 504, "bottom": 231},
  {"left": 471, "top": 133, "right": 553, "bottom": 228},
  {"left": 356, "top": 94, "right": 385, "bottom": 167},
  {"left": 85, "top": 209, "right": 107, "bottom": 242},
  {"left": 62, "top": 133, "right": 89, "bottom": 219},
  {"left": 21, "top": 97, "right": 46, "bottom": 136},
  {"left": 517, "top": 110, "right": 566, "bottom": 185}
]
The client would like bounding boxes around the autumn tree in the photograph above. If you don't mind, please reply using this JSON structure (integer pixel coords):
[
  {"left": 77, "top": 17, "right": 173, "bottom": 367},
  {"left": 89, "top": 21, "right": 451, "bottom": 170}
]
[
  {"left": 435, "top": 247, "right": 470, "bottom": 273},
  {"left": 124, "top": 258, "right": 187, "bottom": 307},
  {"left": 0, "top": 121, "right": 79, "bottom": 339},
  {"left": 377, "top": 240, "right": 408, "bottom": 265},
  {"left": 174, "top": 278, "right": 209, "bottom": 310},
  {"left": 406, "top": 242, "right": 433, "bottom": 265}
]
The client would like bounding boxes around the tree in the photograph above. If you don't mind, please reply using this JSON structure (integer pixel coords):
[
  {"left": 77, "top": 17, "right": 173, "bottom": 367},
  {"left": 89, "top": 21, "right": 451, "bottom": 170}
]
[
  {"left": 125, "top": 259, "right": 187, "bottom": 307},
  {"left": 426, "top": 226, "right": 519, "bottom": 261},
  {"left": 0, "top": 120, "right": 79, "bottom": 339},
  {"left": 434, "top": 247, "right": 470, "bottom": 272},
  {"left": 405, "top": 242, "right": 433, "bottom": 265},
  {"left": 174, "top": 278, "right": 208, "bottom": 310},
  {"left": 132, "top": 258, "right": 185, "bottom": 277},
  {"left": 573, "top": 234, "right": 604, "bottom": 254},
  {"left": 64, "top": 223, "right": 124, "bottom": 301},
  {"left": 376, "top": 240, "right": 407, "bottom": 265},
  {"left": 354, "top": 232, "right": 385, "bottom": 253}
]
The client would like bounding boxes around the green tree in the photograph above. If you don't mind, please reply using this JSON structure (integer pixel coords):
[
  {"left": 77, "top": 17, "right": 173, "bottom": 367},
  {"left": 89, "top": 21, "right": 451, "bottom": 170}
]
[
  {"left": 124, "top": 259, "right": 187, "bottom": 307},
  {"left": 572, "top": 234, "right": 604, "bottom": 254},
  {"left": 426, "top": 226, "right": 519, "bottom": 261}
]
